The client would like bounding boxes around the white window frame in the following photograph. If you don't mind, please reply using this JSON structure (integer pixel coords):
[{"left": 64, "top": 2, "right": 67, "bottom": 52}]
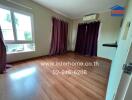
[{"left": 0, "top": 4, "right": 35, "bottom": 44}]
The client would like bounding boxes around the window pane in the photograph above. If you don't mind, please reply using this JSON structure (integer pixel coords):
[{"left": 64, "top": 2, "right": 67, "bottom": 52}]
[
  {"left": 0, "top": 8, "right": 14, "bottom": 40},
  {"left": 14, "top": 12, "right": 32, "bottom": 41},
  {"left": 6, "top": 43, "right": 35, "bottom": 53}
]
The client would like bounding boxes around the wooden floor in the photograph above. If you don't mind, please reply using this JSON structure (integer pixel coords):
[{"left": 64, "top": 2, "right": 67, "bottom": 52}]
[{"left": 0, "top": 53, "right": 111, "bottom": 100}]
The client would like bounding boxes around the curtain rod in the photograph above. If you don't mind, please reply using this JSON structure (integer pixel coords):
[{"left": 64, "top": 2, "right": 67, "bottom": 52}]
[
  {"left": 6, "top": 0, "right": 32, "bottom": 10},
  {"left": 79, "top": 20, "right": 100, "bottom": 24},
  {"left": 52, "top": 16, "right": 68, "bottom": 23}
]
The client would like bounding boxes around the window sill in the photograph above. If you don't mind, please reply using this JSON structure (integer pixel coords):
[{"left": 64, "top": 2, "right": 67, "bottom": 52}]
[{"left": 7, "top": 50, "right": 35, "bottom": 55}]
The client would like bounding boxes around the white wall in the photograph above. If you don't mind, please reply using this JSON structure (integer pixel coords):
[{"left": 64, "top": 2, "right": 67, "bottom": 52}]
[
  {"left": 124, "top": 78, "right": 132, "bottom": 100},
  {"left": 0, "top": 0, "right": 73, "bottom": 63},
  {"left": 71, "top": 11, "right": 122, "bottom": 60}
]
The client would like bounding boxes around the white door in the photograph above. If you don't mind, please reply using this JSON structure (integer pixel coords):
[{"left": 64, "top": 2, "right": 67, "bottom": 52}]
[
  {"left": 115, "top": 43, "right": 132, "bottom": 100},
  {"left": 106, "top": 20, "right": 132, "bottom": 100}
]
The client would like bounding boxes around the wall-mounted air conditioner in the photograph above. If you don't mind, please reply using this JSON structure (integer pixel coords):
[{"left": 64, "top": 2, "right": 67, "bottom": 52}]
[{"left": 83, "top": 14, "right": 99, "bottom": 21}]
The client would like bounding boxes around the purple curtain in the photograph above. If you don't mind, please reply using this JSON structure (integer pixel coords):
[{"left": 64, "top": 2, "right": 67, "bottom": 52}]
[
  {"left": 0, "top": 26, "right": 6, "bottom": 74},
  {"left": 75, "top": 24, "right": 87, "bottom": 54},
  {"left": 75, "top": 21, "right": 100, "bottom": 56},
  {"left": 50, "top": 17, "right": 68, "bottom": 55}
]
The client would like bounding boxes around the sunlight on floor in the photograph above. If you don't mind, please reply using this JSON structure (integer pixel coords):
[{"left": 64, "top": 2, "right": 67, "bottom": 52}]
[{"left": 10, "top": 67, "right": 36, "bottom": 80}]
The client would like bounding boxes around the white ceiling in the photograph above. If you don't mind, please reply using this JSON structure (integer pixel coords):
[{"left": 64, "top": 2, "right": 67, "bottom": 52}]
[{"left": 32, "top": 0, "right": 127, "bottom": 19}]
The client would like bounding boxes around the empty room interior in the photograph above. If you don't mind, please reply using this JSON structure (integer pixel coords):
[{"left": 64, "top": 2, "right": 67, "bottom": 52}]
[{"left": 0, "top": 0, "right": 132, "bottom": 100}]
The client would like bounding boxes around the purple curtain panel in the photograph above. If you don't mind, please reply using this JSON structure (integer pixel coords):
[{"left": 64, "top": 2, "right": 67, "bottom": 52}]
[
  {"left": 50, "top": 17, "right": 68, "bottom": 55},
  {"left": 75, "top": 21, "right": 100, "bottom": 56},
  {"left": 0, "top": 26, "right": 6, "bottom": 74}
]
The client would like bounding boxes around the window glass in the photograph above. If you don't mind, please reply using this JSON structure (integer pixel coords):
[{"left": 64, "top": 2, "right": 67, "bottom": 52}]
[
  {"left": 0, "top": 6, "right": 35, "bottom": 54},
  {"left": 14, "top": 12, "right": 32, "bottom": 41},
  {"left": 0, "top": 8, "right": 14, "bottom": 40},
  {"left": 6, "top": 43, "right": 35, "bottom": 54}
]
